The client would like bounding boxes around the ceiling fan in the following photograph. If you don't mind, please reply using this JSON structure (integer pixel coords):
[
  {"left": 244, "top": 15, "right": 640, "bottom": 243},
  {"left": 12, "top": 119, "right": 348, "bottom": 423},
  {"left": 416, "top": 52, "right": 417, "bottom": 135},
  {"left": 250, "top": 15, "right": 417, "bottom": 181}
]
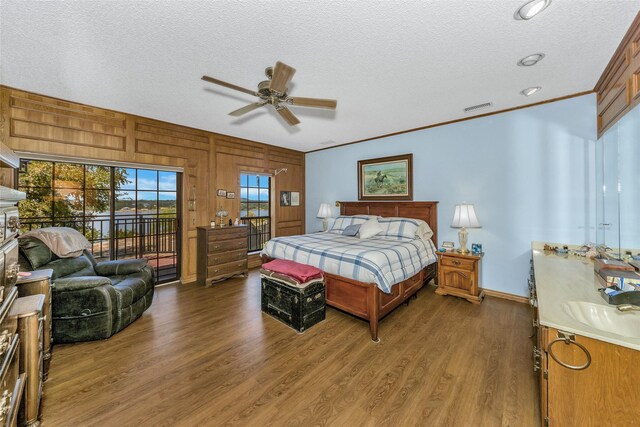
[{"left": 201, "top": 61, "right": 337, "bottom": 126}]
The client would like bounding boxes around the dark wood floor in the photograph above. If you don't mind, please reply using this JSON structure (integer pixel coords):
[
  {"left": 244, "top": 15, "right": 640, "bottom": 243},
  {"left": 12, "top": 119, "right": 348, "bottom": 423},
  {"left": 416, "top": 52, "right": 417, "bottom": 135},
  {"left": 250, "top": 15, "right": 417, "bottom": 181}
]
[{"left": 41, "top": 271, "right": 538, "bottom": 426}]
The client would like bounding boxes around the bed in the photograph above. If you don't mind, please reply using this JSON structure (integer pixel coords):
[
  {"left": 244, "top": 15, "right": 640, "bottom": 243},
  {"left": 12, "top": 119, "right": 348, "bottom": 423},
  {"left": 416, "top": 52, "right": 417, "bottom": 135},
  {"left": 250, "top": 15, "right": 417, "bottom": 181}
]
[{"left": 262, "top": 201, "right": 439, "bottom": 341}]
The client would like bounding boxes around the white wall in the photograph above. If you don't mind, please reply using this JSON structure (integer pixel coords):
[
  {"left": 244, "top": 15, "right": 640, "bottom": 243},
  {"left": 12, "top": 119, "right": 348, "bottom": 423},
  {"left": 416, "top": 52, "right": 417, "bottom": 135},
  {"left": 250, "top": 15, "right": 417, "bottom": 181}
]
[{"left": 305, "top": 94, "right": 597, "bottom": 297}]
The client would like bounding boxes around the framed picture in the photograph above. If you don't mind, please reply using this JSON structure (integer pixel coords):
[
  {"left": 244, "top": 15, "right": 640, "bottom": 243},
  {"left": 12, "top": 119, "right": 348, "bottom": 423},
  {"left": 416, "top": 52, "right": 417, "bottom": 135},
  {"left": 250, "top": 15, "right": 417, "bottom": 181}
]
[
  {"left": 280, "top": 191, "right": 291, "bottom": 206},
  {"left": 290, "top": 191, "right": 300, "bottom": 206},
  {"left": 357, "top": 154, "right": 413, "bottom": 200},
  {"left": 471, "top": 243, "right": 483, "bottom": 255},
  {"left": 217, "top": 189, "right": 227, "bottom": 197},
  {"left": 226, "top": 192, "right": 235, "bottom": 199}
]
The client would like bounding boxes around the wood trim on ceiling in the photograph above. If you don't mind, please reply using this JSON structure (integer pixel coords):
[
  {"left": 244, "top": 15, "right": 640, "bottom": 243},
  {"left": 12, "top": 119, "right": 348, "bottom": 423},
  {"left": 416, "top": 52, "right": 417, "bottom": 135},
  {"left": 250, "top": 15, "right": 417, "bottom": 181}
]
[{"left": 307, "top": 90, "right": 594, "bottom": 154}]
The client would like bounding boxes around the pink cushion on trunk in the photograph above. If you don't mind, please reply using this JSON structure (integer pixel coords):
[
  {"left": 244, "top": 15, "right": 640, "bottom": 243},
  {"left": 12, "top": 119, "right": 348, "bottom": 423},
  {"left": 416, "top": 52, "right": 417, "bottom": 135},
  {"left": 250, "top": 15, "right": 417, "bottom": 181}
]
[{"left": 262, "top": 259, "right": 323, "bottom": 284}]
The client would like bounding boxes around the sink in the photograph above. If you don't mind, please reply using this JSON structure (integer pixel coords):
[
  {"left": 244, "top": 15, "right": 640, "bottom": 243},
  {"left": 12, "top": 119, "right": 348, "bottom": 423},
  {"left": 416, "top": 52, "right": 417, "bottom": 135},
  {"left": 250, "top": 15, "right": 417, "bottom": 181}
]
[{"left": 561, "top": 301, "right": 640, "bottom": 339}]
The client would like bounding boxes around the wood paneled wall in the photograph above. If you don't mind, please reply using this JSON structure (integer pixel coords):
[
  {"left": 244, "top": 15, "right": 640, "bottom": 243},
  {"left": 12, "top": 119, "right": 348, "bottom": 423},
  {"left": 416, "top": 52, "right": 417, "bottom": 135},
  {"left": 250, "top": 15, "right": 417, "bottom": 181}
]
[
  {"left": 595, "top": 12, "right": 640, "bottom": 136},
  {"left": 0, "top": 85, "right": 305, "bottom": 282}
]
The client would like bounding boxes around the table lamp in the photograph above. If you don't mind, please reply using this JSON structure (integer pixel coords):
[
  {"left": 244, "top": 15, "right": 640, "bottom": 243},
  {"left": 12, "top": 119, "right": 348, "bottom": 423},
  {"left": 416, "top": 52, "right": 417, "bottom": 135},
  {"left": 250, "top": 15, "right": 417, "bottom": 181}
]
[
  {"left": 316, "top": 203, "right": 332, "bottom": 231},
  {"left": 451, "top": 204, "right": 480, "bottom": 253}
]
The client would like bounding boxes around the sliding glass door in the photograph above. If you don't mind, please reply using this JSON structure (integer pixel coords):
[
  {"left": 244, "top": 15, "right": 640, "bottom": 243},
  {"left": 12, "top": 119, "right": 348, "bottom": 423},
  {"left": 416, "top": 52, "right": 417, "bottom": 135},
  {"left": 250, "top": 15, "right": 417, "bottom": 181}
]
[{"left": 18, "top": 160, "right": 181, "bottom": 283}]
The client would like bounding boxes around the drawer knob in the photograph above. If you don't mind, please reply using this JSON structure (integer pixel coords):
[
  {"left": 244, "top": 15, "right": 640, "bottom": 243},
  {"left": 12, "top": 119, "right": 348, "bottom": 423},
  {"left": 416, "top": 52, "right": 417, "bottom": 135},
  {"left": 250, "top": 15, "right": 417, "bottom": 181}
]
[{"left": 452, "top": 260, "right": 461, "bottom": 265}]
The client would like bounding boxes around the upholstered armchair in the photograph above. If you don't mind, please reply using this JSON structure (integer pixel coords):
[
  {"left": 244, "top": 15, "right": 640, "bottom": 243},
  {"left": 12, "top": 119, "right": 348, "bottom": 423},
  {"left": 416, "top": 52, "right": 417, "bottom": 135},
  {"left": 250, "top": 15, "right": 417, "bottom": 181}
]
[{"left": 17, "top": 236, "right": 155, "bottom": 343}]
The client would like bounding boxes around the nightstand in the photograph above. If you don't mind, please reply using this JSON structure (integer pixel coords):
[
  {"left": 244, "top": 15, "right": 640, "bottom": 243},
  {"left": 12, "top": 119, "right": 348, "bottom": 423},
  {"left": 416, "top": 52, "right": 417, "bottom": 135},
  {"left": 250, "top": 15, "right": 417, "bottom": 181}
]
[{"left": 435, "top": 251, "right": 484, "bottom": 304}]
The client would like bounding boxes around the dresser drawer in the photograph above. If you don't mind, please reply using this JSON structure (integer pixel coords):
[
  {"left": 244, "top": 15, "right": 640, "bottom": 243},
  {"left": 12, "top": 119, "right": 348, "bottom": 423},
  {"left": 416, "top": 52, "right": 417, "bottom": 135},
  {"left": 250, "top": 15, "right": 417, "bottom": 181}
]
[
  {"left": 207, "top": 227, "right": 247, "bottom": 242},
  {"left": 207, "top": 260, "right": 247, "bottom": 278},
  {"left": 208, "top": 249, "right": 247, "bottom": 266},
  {"left": 207, "top": 239, "right": 247, "bottom": 253},
  {"left": 441, "top": 256, "right": 475, "bottom": 270}
]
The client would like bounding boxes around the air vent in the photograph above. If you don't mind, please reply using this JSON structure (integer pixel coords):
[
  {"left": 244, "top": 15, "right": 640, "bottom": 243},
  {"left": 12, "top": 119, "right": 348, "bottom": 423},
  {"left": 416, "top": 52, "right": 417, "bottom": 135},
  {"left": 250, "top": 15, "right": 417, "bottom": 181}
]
[{"left": 464, "top": 102, "right": 493, "bottom": 113}]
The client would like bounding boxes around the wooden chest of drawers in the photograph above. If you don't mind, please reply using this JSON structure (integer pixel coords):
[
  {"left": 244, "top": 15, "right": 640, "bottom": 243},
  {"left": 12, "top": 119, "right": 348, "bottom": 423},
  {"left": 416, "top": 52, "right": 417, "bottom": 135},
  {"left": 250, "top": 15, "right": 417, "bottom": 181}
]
[
  {"left": 0, "top": 288, "right": 24, "bottom": 427},
  {"left": 197, "top": 226, "right": 248, "bottom": 287},
  {"left": 10, "top": 295, "right": 45, "bottom": 427},
  {"left": 16, "top": 269, "right": 52, "bottom": 380}
]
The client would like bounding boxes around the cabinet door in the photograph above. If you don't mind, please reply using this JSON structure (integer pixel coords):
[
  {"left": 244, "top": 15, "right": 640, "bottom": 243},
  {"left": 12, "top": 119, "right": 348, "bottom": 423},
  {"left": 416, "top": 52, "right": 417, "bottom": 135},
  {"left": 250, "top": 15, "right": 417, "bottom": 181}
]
[
  {"left": 546, "top": 328, "right": 640, "bottom": 425},
  {"left": 442, "top": 267, "right": 474, "bottom": 292}
]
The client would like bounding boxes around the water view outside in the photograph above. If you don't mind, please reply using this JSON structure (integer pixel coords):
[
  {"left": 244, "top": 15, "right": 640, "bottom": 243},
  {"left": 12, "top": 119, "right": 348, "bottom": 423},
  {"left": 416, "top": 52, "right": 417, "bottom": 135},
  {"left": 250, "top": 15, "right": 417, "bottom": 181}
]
[
  {"left": 18, "top": 160, "right": 180, "bottom": 283},
  {"left": 240, "top": 174, "right": 271, "bottom": 251}
]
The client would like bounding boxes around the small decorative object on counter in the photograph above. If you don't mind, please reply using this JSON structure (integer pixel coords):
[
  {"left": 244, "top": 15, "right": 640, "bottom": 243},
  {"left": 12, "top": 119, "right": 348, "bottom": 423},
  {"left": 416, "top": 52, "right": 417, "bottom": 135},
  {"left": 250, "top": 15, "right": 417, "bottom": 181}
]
[
  {"left": 228, "top": 219, "right": 233, "bottom": 226},
  {"left": 210, "top": 220, "right": 216, "bottom": 228},
  {"left": 234, "top": 218, "right": 239, "bottom": 225},
  {"left": 471, "top": 243, "right": 482, "bottom": 255}
]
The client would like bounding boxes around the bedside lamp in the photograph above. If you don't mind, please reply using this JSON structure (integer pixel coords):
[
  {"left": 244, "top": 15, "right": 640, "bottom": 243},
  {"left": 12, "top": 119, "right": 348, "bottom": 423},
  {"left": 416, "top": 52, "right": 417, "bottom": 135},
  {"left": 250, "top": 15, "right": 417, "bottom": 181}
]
[
  {"left": 316, "top": 203, "right": 332, "bottom": 232},
  {"left": 451, "top": 204, "right": 480, "bottom": 253}
]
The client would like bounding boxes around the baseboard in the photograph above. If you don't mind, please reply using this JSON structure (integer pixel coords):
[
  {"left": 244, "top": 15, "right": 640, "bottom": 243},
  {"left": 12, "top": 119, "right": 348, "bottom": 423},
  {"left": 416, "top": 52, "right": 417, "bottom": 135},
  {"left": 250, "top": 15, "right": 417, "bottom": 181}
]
[{"left": 483, "top": 288, "right": 528, "bottom": 304}]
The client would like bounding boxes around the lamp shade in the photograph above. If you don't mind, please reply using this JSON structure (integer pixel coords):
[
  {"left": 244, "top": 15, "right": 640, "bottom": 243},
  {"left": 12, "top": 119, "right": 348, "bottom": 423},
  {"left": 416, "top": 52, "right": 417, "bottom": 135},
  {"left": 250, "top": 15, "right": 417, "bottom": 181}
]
[
  {"left": 451, "top": 204, "right": 480, "bottom": 228},
  {"left": 316, "top": 203, "right": 332, "bottom": 219}
]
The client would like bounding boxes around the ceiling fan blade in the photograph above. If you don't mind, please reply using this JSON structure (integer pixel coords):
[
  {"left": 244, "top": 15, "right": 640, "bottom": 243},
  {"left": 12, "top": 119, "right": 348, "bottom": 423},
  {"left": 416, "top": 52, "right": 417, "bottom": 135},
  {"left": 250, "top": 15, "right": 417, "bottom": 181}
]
[
  {"left": 275, "top": 106, "right": 300, "bottom": 126},
  {"left": 229, "top": 102, "right": 267, "bottom": 117},
  {"left": 269, "top": 62, "right": 296, "bottom": 94},
  {"left": 201, "top": 75, "right": 260, "bottom": 97},
  {"left": 288, "top": 97, "right": 337, "bottom": 109}
]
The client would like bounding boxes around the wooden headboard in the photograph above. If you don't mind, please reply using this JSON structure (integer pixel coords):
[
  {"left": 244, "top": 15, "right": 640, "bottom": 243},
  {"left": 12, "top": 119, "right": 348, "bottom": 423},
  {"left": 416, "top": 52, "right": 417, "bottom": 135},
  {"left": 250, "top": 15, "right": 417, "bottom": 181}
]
[{"left": 338, "top": 201, "right": 439, "bottom": 246}]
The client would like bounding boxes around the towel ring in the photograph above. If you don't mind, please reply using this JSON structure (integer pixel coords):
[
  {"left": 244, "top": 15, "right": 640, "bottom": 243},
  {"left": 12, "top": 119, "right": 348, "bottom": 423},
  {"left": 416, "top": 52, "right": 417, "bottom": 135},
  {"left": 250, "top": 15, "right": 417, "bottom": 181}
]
[{"left": 547, "top": 331, "right": 591, "bottom": 371}]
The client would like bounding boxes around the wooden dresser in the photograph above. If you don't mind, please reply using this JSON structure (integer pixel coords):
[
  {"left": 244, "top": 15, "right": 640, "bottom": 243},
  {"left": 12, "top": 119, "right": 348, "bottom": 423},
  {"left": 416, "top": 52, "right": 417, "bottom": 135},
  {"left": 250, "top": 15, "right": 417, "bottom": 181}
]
[
  {"left": 197, "top": 225, "right": 248, "bottom": 287},
  {"left": 9, "top": 295, "right": 44, "bottom": 427},
  {"left": 16, "top": 269, "right": 52, "bottom": 380}
]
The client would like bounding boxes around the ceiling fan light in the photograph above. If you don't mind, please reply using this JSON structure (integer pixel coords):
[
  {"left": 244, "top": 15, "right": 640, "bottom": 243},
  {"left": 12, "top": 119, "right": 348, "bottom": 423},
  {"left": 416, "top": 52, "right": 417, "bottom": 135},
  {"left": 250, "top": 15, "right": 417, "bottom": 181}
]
[
  {"left": 517, "top": 53, "right": 545, "bottom": 66},
  {"left": 521, "top": 86, "right": 541, "bottom": 96},
  {"left": 517, "top": 0, "right": 551, "bottom": 20}
]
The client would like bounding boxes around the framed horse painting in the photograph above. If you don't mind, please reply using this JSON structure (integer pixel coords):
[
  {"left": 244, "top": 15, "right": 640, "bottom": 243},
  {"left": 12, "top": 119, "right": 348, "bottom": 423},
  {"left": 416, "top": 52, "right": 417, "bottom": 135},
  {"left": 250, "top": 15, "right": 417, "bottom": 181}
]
[{"left": 357, "top": 154, "right": 413, "bottom": 201}]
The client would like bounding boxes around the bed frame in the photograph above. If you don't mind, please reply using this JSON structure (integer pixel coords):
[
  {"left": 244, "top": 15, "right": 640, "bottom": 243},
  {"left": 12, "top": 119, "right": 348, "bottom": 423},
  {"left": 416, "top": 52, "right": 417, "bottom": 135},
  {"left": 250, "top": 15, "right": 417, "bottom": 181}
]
[
  {"left": 326, "top": 201, "right": 439, "bottom": 341},
  {"left": 261, "top": 201, "right": 438, "bottom": 341}
]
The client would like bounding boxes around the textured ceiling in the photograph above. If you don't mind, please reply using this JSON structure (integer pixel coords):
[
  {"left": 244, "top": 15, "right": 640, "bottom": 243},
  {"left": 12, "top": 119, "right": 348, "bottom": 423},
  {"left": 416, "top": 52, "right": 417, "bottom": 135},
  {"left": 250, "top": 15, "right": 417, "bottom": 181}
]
[{"left": 1, "top": 1, "right": 638, "bottom": 152}]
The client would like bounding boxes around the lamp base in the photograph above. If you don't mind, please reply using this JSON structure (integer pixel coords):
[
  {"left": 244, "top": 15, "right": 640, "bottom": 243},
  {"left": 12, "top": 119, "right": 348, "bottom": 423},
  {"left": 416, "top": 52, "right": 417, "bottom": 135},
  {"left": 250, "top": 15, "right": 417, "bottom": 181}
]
[
  {"left": 458, "top": 227, "right": 469, "bottom": 253},
  {"left": 322, "top": 219, "right": 329, "bottom": 232}
]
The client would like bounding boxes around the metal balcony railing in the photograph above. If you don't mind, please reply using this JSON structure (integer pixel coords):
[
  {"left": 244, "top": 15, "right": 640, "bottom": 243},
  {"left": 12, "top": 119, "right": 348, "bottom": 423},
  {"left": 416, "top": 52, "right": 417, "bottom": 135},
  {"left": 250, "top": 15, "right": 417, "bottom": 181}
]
[
  {"left": 240, "top": 216, "right": 271, "bottom": 252},
  {"left": 20, "top": 214, "right": 178, "bottom": 282}
]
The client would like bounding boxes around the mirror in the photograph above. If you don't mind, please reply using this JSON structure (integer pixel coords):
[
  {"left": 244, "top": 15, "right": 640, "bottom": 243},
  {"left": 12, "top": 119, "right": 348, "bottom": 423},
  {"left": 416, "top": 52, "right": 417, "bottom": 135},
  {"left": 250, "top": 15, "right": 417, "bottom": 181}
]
[{"left": 596, "top": 103, "right": 640, "bottom": 259}]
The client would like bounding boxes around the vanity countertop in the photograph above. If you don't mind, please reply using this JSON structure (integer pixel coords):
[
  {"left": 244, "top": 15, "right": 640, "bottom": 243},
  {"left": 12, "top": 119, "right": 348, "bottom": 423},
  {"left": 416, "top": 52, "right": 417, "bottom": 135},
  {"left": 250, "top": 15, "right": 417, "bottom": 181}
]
[{"left": 532, "top": 241, "right": 640, "bottom": 351}]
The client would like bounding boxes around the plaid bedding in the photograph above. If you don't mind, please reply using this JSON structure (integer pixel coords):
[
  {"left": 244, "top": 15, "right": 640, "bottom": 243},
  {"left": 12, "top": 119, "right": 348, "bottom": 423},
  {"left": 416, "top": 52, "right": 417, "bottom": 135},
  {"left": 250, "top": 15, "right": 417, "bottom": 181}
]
[{"left": 261, "top": 233, "right": 437, "bottom": 294}]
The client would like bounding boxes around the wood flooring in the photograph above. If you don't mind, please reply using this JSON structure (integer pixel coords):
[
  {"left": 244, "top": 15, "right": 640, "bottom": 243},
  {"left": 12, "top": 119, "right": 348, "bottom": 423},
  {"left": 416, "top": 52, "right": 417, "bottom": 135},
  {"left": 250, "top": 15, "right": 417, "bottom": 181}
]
[{"left": 40, "top": 271, "right": 538, "bottom": 426}]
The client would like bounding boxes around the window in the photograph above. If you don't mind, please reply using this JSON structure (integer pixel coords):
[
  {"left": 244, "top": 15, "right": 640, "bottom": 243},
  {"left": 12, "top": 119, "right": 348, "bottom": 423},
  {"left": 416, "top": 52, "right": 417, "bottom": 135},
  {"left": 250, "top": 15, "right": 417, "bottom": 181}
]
[
  {"left": 18, "top": 160, "right": 181, "bottom": 283},
  {"left": 239, "top": 173, "right": 270, "bottom": 252}
]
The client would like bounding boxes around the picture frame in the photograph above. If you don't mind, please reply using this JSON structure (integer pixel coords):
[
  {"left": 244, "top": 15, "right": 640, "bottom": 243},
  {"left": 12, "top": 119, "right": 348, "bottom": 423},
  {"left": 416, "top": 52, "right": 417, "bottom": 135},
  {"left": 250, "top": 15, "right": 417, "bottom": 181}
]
[
  {"left": 217, "top": 189, "right": 227, "bottom": 197},
  {"left": 471, "top": 243, "right": 483, "bottom": 255},
  {"left": 357, "top": 154, "right": 413, "bottom": 200},
  {"left": 226, "top": 192, "right": 235, "bottom": 199},
  {"left": 442, "top": 241, "right": 455, "bottom": 249},
  {"left": 290, "top": 191, "right": 300, "bottom": 206},
  {"left": 280, "top": 191, "right": 291, "bottom": 206}
]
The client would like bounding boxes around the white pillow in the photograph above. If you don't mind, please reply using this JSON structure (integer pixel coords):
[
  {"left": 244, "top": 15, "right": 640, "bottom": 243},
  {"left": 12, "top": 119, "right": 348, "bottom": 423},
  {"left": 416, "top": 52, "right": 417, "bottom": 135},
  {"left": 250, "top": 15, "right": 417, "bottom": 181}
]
[
  {"left": 359, "top": 218, "right": 383, "bottom": 239},
  {"left": 328, "top": 215, "right": 377, "bottom": 233}
]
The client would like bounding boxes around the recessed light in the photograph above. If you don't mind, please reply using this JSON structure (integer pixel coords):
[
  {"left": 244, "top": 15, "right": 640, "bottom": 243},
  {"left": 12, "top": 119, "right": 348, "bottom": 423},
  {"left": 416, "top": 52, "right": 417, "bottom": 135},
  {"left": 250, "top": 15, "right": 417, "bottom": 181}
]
[
  {"left": 517, "top": 53, "right": 545, "bottom": 67},
  {"left": 521, "top": 87, "right": 541, "bottom": 96},
  {"left": 516, "top": 0, "right": 551, "bottom": 20}
]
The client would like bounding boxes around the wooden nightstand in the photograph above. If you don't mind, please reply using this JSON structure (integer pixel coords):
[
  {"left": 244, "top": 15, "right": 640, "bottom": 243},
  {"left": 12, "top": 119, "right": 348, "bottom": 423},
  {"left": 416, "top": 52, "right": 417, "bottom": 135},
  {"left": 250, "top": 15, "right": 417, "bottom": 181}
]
[{"left": 435, "top": 251, "right": 484, "bottom": 304}]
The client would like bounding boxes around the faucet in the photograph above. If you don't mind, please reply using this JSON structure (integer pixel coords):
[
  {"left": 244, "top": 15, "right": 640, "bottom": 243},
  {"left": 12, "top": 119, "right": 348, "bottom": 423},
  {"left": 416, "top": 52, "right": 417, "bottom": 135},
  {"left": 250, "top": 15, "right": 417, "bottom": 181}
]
[{"left": 616, "top": 304, "right": 640, "bottom": 312}]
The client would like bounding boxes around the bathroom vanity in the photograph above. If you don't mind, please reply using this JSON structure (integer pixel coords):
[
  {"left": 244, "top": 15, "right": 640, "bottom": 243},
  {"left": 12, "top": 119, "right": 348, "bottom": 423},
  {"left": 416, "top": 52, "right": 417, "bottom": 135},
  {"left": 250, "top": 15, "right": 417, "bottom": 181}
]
[{"left": 530, "top": 242, "right": 640, "bottom": 426}]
